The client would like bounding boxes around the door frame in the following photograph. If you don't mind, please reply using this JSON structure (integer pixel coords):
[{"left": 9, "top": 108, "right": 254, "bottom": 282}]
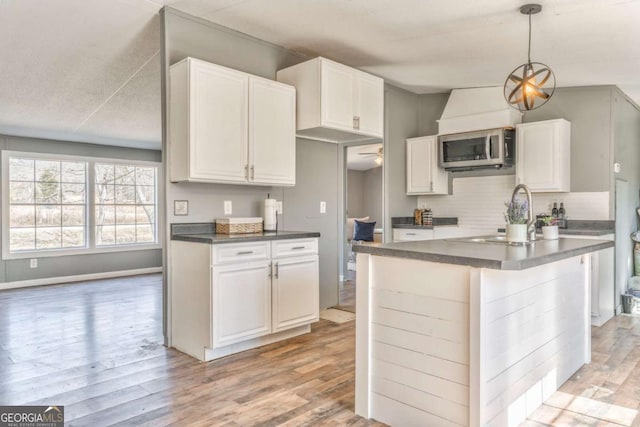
[{"left": 337, "top": 139, "right": 385, "bottom": 283}]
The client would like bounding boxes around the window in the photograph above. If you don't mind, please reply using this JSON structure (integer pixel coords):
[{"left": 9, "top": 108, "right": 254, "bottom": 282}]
[
  {"left": 8, "top": 157, "right": 87, "bottom": 252},
  {"left": 2, "top": 151, "right": 159, "bottom": 259},
  {"left": 95, "top": 163, "right": 156, "bottom": 246}
]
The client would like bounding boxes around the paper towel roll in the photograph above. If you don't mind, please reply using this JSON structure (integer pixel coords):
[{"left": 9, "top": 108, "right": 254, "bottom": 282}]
[{"left": 264, "top": 199, "right": 277, "bottom": 231}]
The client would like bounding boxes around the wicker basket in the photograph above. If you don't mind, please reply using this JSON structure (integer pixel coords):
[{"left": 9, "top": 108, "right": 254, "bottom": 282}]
[{"left": 216, "top": 217, "right": 263, "bottom": 234}]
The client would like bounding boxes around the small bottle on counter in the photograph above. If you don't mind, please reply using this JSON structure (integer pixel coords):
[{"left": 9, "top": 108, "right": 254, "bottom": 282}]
[
  {"left": 558, "top": 202, "right": 567, "bottom": 228},
  {"left": 558, "top": 202, "right": 565, "bottom": 219},
  {"left": 552, "top": 202, "right": 558, "bottom": 218}
]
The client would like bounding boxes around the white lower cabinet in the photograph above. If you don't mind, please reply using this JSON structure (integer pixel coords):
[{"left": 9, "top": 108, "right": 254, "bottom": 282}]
[
  {"left": 171, "top": 237, "right": 319, "bottom": 361},
  {"left": 272, "top": 255, "right": 319, "bottom": 332},
  {"left": 212, "top": 261, "right": 271, "bottom": 347}
]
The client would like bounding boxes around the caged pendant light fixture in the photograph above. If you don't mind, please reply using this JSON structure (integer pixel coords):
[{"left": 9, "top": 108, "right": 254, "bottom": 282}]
[{"left": 504, "top": 4, "right": 555, "bottom": 111}]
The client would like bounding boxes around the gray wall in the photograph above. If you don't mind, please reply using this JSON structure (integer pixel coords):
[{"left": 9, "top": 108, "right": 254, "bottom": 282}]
[
  {"left": 347, "top": 170, "right": 365, "bottom": 218},
  {"left": 383, "top": 84, "right": 419, "bottom": 239},
  {"left": 161, "top": 8, "right": 340, "bottom": 309},
  {"left": 363, "top": 167, "right": 383, "bottom": 225},
  {"left": 522, "top": 86, "right": 613, "bottom": 194},
  {"left": 0, "top": 134, "right": 162, "bottom": 283},
  {"left": 418, "top": 93, "right": 450, "bottom": 136}
]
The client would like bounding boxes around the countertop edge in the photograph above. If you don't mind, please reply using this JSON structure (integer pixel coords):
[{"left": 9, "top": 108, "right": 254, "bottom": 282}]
[{"left": 172, "top": 231, "right": 321, "bottom": 244}]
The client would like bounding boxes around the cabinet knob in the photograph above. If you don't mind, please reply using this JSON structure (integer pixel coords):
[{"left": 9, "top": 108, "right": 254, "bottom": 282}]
[
  {"left": 250, "top": 165, "right": 255, "bottom": 180},
  {"left": 274, "top": 262, "right": 279, "bottom": 279},
  {"left": 244, "top": 165, "right": 249, "bottom": 180}
]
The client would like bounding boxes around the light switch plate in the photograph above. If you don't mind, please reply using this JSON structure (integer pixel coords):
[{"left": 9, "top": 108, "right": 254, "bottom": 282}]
[
  {"left": 30, "top": 259, "right": 37, "bottom": 268},
  {"left": 320, "top": 201, "right": 326, "bottom": 214},
  {"left": 614, "top": 162, "right": 621, "bottom": 173},
  {"left": 224, "top": 201, "right": 233, "bottom": 215}
]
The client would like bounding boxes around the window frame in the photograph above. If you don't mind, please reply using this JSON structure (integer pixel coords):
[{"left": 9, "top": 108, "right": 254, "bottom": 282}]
[{"left": 2, "top": 151, "right": 161, "bottom": 260}]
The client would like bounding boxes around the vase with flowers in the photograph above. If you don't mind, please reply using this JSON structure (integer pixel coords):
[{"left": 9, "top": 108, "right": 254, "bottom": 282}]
[
  {"left": 504, "top": 198, "right": 529, "bottom": 242},
  {"left": 541, "top": 216, "right": 559, "bottom": 240}
]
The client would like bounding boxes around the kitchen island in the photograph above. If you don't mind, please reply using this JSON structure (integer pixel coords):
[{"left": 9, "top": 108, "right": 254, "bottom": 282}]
[{"left": 352, "top": 236, "right": 614, "bottom": 427}]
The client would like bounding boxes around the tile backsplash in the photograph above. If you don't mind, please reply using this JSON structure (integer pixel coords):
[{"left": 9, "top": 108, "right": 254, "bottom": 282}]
[{"left": 417, "top": 175, "right": 609, "bottom": 230}]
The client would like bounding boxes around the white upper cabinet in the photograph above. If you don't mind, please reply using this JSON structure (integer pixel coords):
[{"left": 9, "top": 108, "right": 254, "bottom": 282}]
[
  {"left": 406, "top": 135, "right": 448, "bottom": 195},
  {"left": 249, "top": 77, "right": 296, "bottom": 186},
  {"left": 516, "top": 119, "right": 571, "bottom": 192},
  {"left": 277, "top": 57, "right": 384, "bottom": 143},
  {"left": 170, "top": 57, "right": 296, "bottom": 186}
]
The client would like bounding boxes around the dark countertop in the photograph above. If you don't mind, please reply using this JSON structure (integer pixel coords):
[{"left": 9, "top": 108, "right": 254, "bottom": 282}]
[
  {"left": 391, "top": 216, "right": 458, "bottom": 229},
  {"left": 170, "top": 223, "right": 320, "bottom": 244},
  {"left": 172, "top": 230, "right": 320, "bottom": 244},
  {"left": 352, "top": 235, "right": 614, "bottom": 270}
]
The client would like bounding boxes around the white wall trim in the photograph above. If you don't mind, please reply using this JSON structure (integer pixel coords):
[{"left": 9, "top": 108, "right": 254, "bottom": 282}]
[{"left": 0, "top": 267, "right": 163, "bottom": 291}]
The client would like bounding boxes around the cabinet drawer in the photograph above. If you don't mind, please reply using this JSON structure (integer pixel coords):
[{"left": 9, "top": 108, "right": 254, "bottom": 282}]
[
  {"left": 212, "top": 242, "right": 270, "bottom": 265},
  {"left": 392, "top": 228, "right": 434, "bottom": 242},
  {"left": 272, "top": 238, "right": 318, "bottom": 258}
]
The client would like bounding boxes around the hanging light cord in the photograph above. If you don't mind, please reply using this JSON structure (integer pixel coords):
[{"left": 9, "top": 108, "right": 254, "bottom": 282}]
[{"left": 527, "top": 12, "right": 532, "bottom": 63}]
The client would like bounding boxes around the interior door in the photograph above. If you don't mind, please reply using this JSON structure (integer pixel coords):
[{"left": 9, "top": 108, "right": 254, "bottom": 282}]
[{"left": 249, "top": 77, "right": 296, "bottom": 185}]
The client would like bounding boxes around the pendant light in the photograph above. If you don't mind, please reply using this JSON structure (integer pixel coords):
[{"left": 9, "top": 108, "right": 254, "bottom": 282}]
[{"left": 504, "top": 4, "right": 555, "bottom": 111}]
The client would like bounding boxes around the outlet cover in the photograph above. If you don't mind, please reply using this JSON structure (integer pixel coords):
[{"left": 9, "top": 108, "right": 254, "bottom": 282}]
[
  {"left": 224, "top": 201, "right": 232, "bottom": 215},
  {"left": 30, "top": 259, "right": 37, "bottom": 268},
  {"left": 276, "top": 201, "right": 283, "bottom": 215},
  {"left": 320, "top": 201, "right": 326, "bottom": 214}
]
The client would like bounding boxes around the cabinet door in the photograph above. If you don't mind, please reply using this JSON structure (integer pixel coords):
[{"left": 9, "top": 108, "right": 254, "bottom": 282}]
[
  {"left": 249, "top": 78, "right": 296, "bottom": 186},
  {"left": 211, "top": 261, "right": 271, "bottom": 348},
  {"left": 406, "top": 136, "right": 448, "bottom": 195},
  {"left": 355, "top": 72, "right": 384, "bottom": 137},
  {"left": 516, "top": 120, "right": 570, "bottom": 192},
  {"left": 272, "top": 255, "right": 319, "bottom": 332},
  {"left": 190, "top": 61, "right": 248, "bottom": 183},
  {"left": 321, "top": 59, "right": 355, "bottom": 132},
  {"left": 392, "top": 228, "right": 434, "bottom": 242}
]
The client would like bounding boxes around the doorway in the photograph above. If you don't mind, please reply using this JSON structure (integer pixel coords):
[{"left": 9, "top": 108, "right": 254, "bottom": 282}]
[{"left": 337, "top": 143, "right": 384, "bottom": 312}]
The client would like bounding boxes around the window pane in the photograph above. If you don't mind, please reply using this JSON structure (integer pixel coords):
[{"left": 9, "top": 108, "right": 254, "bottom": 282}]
[
  {"left": 36, "top": 182, "right": 60, "bottom": 204},
  {"left": 95, "top": 184, "right": 114, "bottom": 204},
  {"left": 62, "top": 183, "right": 85, "bottom": 203},
  {"left": 136, "top": 185, "right": 155, "bottom": 204},
  {"left": 61, "top": 162, "right": 86, "bottom": 183},
  {"left": 116, "top": 206, "right": 136, "bottom": 225},
  {"left": 115, "top": 185, "right": 135, "bottom": 204},
  {"left": 136, "top": 224, "right": 155, "bottom": 243},
  {"left": 136, "top": 206, "right": 154, "bottom": 224},
  {"left": 136, "top": 167, "right": 155, "bottom": 186},
  {"left": 62, "top": 227, "right": 84, "bottom": 248},
  {"left": 95, "top": 163, "right": 115, "bottom": 185},
  {"left": 36, "top": 227, "right": 62, "bottom": 249},
  {"left": 62, "top": 206, "right": 85, "bottom": 226},
  {"left": 10, "top": 182, "right": 34, "bottom": 203},
  {"left": 115, "top": 165, "right": 135, "bottom": 185},
  {"left": 10, "top": 206, "right": 35, "bottom": 227},
  {"left": 36, "top": 205, "right": 61, "bottom": 226},
  {"left": 116, "top": 225, "right": 136, "bottom": 244},
  {"left": 95, "top": 205, "right": 115, "bottom": 226},
  {"left": 10, "top": 228, "right": 35, "bottom": 251},
  {"left": 10, "top": 158, "right": 34, "bottom": 181},
  {"left": 35, "top": 160, "right": 60, "bottom": 182},
  {"left": 96, "top": 226, "right": 115, "bottom": 246}
]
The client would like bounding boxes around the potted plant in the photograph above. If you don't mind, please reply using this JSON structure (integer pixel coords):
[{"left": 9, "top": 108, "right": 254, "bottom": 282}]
[
  {"left": 504, "top": 198, "right": 529, "bottom": 242},
  {"left": 541, "top": 216, "right": 559, "bottom": 240}
]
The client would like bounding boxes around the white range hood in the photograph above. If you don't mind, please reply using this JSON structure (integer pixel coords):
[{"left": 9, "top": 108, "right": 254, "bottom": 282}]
[{"left": 437, "top": 86, "right": 523, "bottom": 135}]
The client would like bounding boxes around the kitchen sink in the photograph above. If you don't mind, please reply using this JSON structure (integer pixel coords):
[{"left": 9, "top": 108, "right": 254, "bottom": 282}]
[{"left": 451, "top": 235, "right": 537, "bottom": 246}]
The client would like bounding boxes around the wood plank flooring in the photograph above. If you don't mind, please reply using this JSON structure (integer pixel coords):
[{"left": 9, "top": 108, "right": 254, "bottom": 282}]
[
  {"left": 0, "top": 274, "right": 384, "bottom": 426},
  {"left": 2, "top": 274, "right": 640, "bottom": 426}
]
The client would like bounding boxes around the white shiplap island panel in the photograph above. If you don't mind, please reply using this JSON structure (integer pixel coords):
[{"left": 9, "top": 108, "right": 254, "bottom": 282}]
[{"left": 356, "top": 251, "right": 592, "bottom": 427}]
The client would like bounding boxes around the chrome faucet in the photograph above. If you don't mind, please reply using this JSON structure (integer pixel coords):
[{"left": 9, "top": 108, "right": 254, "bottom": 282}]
[{"left": 510, "top": 183, "right": 536, "bottom": 241}]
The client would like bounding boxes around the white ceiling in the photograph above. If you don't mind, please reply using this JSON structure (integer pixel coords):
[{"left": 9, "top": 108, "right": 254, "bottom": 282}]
[
  {"left": 347, "top": 143, "right": 383, "bottom": 171},
  {"left": 1, "top": 0, "right": 639, "bottom": 149}
]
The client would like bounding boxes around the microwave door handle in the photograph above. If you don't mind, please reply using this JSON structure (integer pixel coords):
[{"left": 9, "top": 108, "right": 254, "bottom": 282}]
[{"left": 485, "top": 135, "right": 491, "bottom": 160}]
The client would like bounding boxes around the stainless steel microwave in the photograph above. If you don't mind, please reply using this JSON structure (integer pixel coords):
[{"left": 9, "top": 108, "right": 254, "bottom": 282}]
[{"left": 438, "top": 128, "right": 515, "bottom": 171}]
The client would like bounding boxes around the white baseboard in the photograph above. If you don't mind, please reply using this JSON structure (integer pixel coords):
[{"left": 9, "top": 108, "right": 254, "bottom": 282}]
[{"left": 0, "top": 267, "right": 163, "bottom": 291}]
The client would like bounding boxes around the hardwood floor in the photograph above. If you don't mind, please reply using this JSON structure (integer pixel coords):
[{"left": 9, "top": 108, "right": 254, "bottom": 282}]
[
  {"left": 3, "top": 274, "right": 640, "bottom": 426},
  {"left": 0, "top": 274, "right": 383, "bottom": 426}
]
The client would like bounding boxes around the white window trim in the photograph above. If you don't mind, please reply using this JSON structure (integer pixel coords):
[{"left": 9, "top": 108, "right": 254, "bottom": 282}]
[{"left": 2, "top": 151, "right": 161, "bottom": 260}]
